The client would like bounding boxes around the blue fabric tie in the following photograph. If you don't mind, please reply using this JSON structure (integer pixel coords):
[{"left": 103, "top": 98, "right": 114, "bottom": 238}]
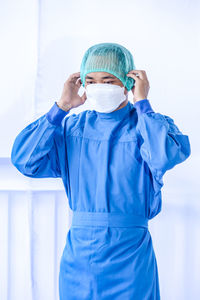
[{"left": 71, "top": 211, "right": 149, "bottom": 229}]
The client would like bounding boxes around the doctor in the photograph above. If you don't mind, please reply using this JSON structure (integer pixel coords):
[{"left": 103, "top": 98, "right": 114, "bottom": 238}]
[{"left": 11, "top": 42, "right": 191, "bottom": 300}]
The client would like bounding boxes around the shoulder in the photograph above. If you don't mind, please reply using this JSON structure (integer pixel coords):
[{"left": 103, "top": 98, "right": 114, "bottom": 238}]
[{"left": 62, "top": 109, "right": 91, "bottom": 135}]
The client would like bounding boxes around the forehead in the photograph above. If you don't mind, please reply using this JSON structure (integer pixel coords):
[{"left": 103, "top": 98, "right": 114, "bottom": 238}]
[{"left": 85, "top": 72, "right": 117, "bottom": 79}]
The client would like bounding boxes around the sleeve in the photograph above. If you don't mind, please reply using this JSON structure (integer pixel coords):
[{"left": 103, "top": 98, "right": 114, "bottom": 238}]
[
  {"left": 134, "top": 99, "right": 191, "bottom": 182},
  {"left": 11, "top": 101, "right": 70, "bottom": 178}
]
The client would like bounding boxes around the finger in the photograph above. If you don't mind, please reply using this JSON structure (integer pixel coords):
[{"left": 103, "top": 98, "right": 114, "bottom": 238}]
[
  {"left": 69, "top": 72, "right": 81, "bottom": 80},
  {"left": 68, "top": 72, "right": 81, "bottom": 83},
  {"left": 128, "top": 70, "right": 145, "bottom": 74},
  {"left": 127, "top": 71, "right": 143, "bottom": 80},
  {"left": 128, "top": 70, "right": 147, "bottom": 80},
  {"left": 70, "top": 72, "right": 81, "bottom": 76},
  {"left": 76, "top": 78, "right": 82, "bottom": 85},
  {"left": 126, "top": 73, "right": 140, "bottom": 80}
]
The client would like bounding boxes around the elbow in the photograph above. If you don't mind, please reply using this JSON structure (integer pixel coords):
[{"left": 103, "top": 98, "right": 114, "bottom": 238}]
[
  {"left": 11, "top": 160, "right": 34, "bottom": 177},
  {"left": 11, "top": 151, "right": 34, "bottom": 177},
  {"left": 182, "top": 135, "right": 191, "bottom": 160},
  {"left": 170, "top": 134, "right": 191, "bottom": 163},
  {"left": 11, "top": 147, "right": 21, "bottom": 171},
  {"left": 160, "top": 134, "right": 191, "bottom": 173}
]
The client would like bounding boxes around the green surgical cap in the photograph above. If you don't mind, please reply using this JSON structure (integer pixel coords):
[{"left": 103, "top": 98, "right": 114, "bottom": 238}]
[{"left": 80, "top": 42, "right": 136, "bottom": 91}]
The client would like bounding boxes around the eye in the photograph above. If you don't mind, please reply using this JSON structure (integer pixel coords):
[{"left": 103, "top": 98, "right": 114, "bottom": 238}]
[
  {"left": 104, "top": 81, "right": 114, "bottom": 84},
  {"left": 87, "top": 81, "right": 94, "bottom": 84}
]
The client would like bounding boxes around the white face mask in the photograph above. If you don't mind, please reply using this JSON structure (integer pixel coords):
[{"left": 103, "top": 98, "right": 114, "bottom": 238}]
[{"left": 85, "top": 83, "right": 127, "bottom": 113}]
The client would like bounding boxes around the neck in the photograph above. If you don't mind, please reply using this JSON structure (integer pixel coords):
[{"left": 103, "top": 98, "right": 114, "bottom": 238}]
[{"left": 113, "top": 99, "right": 128, "bottom": 112}]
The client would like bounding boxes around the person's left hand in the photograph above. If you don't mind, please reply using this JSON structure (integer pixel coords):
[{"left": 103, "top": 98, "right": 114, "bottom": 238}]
[{"left": 126, "top": 70, "right": 150, "bottom": 104}]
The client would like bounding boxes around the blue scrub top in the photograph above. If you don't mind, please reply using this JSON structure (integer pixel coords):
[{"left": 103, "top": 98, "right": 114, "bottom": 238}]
[{"left": 11, "top": 99, "right": 191, "bottom": 299}]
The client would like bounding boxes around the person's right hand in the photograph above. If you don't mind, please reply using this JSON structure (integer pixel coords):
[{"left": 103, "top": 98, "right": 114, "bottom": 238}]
[{"left": 57, "top": 72, "right": 87, "bottom": 111}]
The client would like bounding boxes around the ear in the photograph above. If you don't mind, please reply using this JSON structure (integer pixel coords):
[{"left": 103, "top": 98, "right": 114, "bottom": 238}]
[{"left": 124, "top": 87, "right": 128, "bottom": 94}]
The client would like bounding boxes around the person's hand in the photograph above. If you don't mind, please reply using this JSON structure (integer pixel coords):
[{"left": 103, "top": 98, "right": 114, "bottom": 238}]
[
  {"left": 57, "top": 72, "right": 87, "bottom": 111},
  {"left": 126, "top": 70, "right": 150, "bottom": 104}
]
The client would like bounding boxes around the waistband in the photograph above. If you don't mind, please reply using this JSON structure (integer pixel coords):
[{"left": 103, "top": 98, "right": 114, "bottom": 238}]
[{"left": 71, "top": 211, "right": 148, "bottom": 228}]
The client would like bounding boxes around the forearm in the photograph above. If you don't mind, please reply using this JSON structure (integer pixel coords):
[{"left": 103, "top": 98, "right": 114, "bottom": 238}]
[{"left": 134, "top": 100, "right": 191, "bottom": 177}]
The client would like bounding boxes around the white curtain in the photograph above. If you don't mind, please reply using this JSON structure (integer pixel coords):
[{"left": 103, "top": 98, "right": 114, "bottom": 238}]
[{"left": 0, "top": 0, "right": 199, "bottom": 299}]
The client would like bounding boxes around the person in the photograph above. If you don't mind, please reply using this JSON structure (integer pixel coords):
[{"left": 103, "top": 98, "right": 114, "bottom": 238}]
[{"left": 11, "top": 42, "right": 191, "bottom": 300}]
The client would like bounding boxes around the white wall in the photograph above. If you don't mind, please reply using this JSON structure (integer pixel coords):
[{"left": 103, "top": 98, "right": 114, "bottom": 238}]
[{"left": 0, "top": 0, "right": 199, "bottom": 299}]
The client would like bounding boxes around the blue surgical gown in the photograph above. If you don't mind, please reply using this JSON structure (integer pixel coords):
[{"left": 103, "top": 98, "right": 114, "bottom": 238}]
[{"left": 11, "top": 99, "right": 191, "bottom": 299}]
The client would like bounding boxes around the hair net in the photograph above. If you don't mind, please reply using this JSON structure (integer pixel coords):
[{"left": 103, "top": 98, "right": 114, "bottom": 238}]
[{"left": 80, "top": 42, "right": 136, "bottom": 91}]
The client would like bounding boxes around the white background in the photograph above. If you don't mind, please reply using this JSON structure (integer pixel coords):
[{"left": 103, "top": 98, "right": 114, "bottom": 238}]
[{"left": 0, "top": 0, "right": 199, "bottom": 299}]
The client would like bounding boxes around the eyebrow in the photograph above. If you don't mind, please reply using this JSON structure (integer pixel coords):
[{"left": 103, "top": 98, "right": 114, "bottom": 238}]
[{"left": 85, "top": 75, "right": 116, "bottom": 79}]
